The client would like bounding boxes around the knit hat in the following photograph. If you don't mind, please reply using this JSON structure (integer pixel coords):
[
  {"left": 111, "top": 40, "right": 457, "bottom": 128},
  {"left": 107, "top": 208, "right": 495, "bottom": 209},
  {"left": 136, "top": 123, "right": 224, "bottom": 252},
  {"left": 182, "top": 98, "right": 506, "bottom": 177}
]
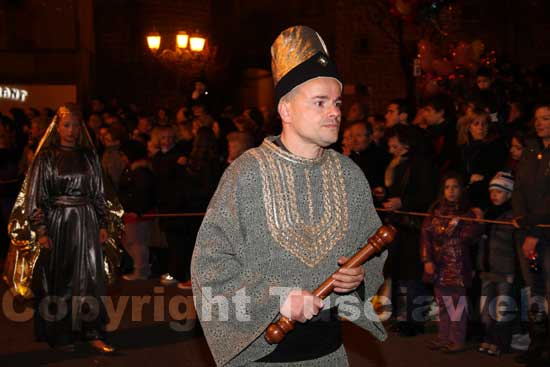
[
  {"left": 271, "top": 25, "right": 342, "bottom": 107},
  {"left": 488, "top": 171, "right": 514, "bottom": 193}
]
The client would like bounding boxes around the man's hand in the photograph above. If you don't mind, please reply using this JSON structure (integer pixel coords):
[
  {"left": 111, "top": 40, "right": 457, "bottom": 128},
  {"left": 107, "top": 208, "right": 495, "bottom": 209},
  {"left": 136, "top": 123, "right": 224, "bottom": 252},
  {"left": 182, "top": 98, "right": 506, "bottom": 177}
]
[
  {"left": 177, "top": 156, "right": 188, "bottom": 166},
  {"left": 522, "top": 236, "right": 539, "bottom": 258},
  {"left": 471, "top": 207, "right": 483, "bottom": 219},
  {"left": 382, "top": 197, "right": 402, "bottom": 211},
  {"left": 470, "top": 174, "right": 484, "bottom": 184},
  {"left": 445, "top": 217, "right": 460, "bottom": 234},
  {"left": 38, "top": 235, "right": 52, "bottom": 249},
  {"left": 332, "top": 256, "right": 365, "bottom": 293},
  {"left": 99, "top": 228, "right": 109, "bottom": 244},
  {"left": 280, "top": 289, "right": 323, "bottom": 323}
]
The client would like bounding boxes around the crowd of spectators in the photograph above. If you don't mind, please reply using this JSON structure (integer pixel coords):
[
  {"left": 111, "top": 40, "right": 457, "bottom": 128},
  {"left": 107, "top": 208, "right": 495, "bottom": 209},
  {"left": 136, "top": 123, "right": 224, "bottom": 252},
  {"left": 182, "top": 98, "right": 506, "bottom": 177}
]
[{"left": 0, "top": 64, "right": 549, "bottom": 362}]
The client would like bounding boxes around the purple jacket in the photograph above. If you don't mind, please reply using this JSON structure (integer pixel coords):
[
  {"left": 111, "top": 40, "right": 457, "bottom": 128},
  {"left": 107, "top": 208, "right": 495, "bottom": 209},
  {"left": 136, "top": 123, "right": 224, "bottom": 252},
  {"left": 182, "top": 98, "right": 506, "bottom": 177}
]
[{"left": 420, "top": 201, "right": 483, "bottom": 288}]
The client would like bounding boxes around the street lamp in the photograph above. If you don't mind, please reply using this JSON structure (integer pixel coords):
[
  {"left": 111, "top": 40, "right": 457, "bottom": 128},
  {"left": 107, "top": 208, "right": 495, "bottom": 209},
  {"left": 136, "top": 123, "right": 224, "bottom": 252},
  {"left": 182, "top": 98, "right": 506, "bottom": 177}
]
[
  {"left": 146, "top": 30, "right": 206, "bottom": 54},
  {"left": 146, "top": 31, "right": 161, "bottom": 52}
]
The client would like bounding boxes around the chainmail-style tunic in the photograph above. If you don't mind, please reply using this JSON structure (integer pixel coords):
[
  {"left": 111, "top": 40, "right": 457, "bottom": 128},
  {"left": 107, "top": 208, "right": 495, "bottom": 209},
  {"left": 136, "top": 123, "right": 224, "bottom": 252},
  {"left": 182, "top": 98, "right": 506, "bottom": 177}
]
[{"left": 191, "top": 136, "right": 387, "bottom": 366}]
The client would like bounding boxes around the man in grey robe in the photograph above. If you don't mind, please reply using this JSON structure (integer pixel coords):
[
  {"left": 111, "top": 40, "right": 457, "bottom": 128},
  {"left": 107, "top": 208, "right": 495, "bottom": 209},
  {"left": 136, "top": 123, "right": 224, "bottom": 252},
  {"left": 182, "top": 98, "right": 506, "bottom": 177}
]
[{"left": 191, "top": 25, "right": 387, "bottom": 366}]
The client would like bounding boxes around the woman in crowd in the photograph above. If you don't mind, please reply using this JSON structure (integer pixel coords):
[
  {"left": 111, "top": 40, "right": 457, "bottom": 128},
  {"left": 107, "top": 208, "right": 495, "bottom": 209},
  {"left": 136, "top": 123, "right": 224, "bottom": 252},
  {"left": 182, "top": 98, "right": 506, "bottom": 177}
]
[
  {"left": 458, "top": 110, "right": 508, "bottom": 209},
  {"left": 507, "top": 131, "right": 526, "bottom": 173}
]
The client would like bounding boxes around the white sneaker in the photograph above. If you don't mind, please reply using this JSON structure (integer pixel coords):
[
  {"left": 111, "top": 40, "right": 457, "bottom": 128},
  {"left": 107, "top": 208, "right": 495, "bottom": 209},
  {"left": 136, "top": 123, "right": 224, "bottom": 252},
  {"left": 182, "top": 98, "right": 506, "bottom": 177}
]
[
  {"left": 160, "top": 273, "right": 177, "bottom": 285},
  {"left": 510, "top": 333, "right": 530, "bottom": 351}
]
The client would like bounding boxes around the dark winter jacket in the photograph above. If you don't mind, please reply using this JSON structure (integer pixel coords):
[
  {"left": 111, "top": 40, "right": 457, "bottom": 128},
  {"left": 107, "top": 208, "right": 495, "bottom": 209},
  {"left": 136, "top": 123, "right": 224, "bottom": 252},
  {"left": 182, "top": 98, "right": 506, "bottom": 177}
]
[
  {"left": 460, "top": 137, "right": 508, "bottom": 209},
  {"left": 512, "top": 137, "right": 550, "bottom": 242},
  {"left": 118, "top": 160, "right": 156, "bottom": 215},
  {"left": 477, "top": 202, "right": 516, "bottom": 280}
]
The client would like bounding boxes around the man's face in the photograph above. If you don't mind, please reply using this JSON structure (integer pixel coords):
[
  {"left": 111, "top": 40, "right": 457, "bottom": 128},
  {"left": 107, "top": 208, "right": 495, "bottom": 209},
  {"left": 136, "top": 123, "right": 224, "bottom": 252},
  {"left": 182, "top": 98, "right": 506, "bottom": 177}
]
[
  {"left": 30, "top": 121, "right": 43, "bottom": 140},
  {"left": 346, "top": 103, "right": 364, "bottom": 122},
  {"left": 423, "top": 106, "right": 444, "bottom": 125},
  {"left": 137, "top": 118, "right": 152, "bottom": 134},
  {"left": 280, "top": 77, "right": 342, "bottom": 149},
  {"left": 349, "top": 123, "right": 370, "bottom": 153},
  {"left": 91, "top": 99, "right": 104, "bottom": 113},
  {"left": 534, "top": 107, "right": 550, "bottom": 140},
  {"left": 476, "top": 76, "right": 491, "bottom": 90},
  {"left": 99, "top": 127, "right": 109, "bottom": 145},
  {"left": 103, "top": 132, "right": 119, "bottom": 148},
  {"left": 385, "top": 104, "right": 401, "bottom": 128},
  {"left": 158, "top": 130, "right": 175, "bottom": 151},
  {"left": 88, "top": 115, "right": 102, "bottom": 131}
]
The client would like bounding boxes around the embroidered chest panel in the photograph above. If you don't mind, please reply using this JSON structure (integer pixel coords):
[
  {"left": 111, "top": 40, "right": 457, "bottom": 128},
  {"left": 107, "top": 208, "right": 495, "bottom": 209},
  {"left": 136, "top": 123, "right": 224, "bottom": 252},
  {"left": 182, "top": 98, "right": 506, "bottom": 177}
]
[{"left": 250, "top": 146, "right": 349, "bottom": 268}]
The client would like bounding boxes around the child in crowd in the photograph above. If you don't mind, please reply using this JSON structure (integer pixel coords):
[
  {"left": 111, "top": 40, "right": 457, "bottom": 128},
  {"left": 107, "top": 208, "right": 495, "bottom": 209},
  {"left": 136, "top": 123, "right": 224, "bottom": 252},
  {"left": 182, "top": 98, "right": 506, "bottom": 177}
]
[
  {"left": 421, "top": 172, "right": 483, "bottom": 353},
  {"left": 477, "top": 172, "right": 517, "bottom": 356}
]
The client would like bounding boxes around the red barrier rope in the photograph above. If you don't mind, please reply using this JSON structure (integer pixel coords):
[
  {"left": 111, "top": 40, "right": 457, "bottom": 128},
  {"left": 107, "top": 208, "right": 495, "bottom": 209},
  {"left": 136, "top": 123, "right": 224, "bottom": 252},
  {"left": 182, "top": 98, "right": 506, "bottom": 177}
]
[
  {"left": 376, "top": 208, "right": 550, "bottom": 228},
  {"left": 139, "top": 209, "right": 550, "bottom": 228}
]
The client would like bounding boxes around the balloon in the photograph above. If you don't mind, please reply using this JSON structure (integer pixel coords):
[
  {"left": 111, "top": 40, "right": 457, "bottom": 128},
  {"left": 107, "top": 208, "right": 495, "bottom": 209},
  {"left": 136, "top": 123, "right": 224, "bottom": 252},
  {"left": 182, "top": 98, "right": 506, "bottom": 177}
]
[
  {"left": 418, "top": 40, "right": 433, "bottom": 72},
  {"left": 389, "top": 6, "right": 401, "bottom": 17},
  {"left": 471, "top": 39, "right": 485, "bottom": 61},
  {"left": 421, "top": 57, "right": 433, "bottom": 73},
  {"left": 418, "top": 40, "right": 432, "bottom": 56},
  {"left": 432, "top": 58, "right": 453, "bottom": 76},
  {"left": 395, "top": 0, "right": 417, "bottom": 16},
  {"left": 466, "top": 62, "right": 478, "bottom": 73},
  {"left": 453, "top": 41, "right": 473, "bottom": 66},
  {"left": 423, "top": 77, "right": 441, "bottom": 96}
]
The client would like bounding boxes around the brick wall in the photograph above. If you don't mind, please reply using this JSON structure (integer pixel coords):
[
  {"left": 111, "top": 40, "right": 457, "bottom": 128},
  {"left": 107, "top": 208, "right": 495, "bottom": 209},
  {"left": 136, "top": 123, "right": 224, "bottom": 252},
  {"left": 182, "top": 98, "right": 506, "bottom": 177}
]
[
  {"left": 89, "top": 0, "right": 550, "bottom": 114},
  {"left": 93, "top": 0, "right": 211, "bottom": 111}
]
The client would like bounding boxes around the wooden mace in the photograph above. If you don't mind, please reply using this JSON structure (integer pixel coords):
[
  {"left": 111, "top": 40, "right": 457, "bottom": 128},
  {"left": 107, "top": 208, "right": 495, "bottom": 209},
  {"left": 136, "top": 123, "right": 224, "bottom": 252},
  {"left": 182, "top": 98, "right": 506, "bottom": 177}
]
[{"left": 265, "top": 224, "right": 397, "bottom": 344}]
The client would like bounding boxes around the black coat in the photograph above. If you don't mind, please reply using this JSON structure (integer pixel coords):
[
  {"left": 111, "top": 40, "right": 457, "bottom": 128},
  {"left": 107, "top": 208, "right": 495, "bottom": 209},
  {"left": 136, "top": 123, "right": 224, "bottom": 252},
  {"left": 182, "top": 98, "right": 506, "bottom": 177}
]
[
  {"left": 477, "top": 203, "right": 516, "bottom": 278},
  {"left": 118, "top": 163, "right": 156, "bottom": 215},
  {"left": 384, "top": 152, "right": 437, "bottom": 280},
  {"left": 425, "top": 120, "right": 460, "bottom": 174},
  {"left": 349, "top": 143, "right": 391, "bottom": 189},
  {"left": 460, "top": 137, "right": 508, "bottom": 209},
  {"left": 512, "top": 137, "right": 550, "bottom": 241},
  {"left": 152, "top": 146, "right": 187, "bottom": 230}
]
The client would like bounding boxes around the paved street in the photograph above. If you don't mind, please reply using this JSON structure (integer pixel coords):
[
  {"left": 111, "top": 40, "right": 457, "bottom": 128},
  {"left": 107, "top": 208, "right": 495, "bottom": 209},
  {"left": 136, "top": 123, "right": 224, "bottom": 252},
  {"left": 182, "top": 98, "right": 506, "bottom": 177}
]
[{"left": 0, "top": 279, "right": 522, "bottom": 367}]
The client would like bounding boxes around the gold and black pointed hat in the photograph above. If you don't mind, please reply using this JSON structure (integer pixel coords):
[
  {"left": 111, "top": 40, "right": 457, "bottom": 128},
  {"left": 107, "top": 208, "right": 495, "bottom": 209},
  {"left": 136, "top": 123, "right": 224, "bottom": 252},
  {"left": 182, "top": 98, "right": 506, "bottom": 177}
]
[{"left": 271, "top": 25, "right": 342, "bottom": 106}]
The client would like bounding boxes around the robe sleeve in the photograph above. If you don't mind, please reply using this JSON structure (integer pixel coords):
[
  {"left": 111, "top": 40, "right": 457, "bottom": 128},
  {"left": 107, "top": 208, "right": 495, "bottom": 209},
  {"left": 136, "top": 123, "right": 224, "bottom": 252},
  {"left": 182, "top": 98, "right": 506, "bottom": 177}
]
[
  {"left": 191, "top": 158, "right": 282, "bottom": 366},
  {"left": 89, "top": 150, "right": 108, "bottom": 229},
  {"left": 26, "top": 151, "right": 53, "bottom": 238}
]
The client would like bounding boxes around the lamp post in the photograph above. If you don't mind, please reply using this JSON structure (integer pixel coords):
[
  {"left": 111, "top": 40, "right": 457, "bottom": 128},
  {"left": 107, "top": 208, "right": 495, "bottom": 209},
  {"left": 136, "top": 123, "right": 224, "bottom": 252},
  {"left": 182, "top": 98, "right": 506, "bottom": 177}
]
[{"left": 145, "top": 29, "right": 214, "bottom": 100}]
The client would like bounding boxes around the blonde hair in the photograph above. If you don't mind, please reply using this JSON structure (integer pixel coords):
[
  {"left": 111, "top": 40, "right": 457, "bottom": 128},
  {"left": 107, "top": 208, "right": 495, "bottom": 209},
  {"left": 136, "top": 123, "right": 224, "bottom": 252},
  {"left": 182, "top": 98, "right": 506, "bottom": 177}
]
[{"left": 457, "top": 112, "right": 489, "bottom": 145}]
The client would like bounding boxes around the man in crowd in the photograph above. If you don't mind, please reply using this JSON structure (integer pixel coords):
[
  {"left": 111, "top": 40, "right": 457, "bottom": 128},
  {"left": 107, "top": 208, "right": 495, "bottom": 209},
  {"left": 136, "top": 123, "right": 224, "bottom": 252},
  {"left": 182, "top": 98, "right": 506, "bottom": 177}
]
[
  {"left": 421, "top": 94, "right": 459, "bottom": 174},
  {"left": 348, "top": 121, "right": 390, "bottom": 189},
  {"left": 385, "top": 98, "right": 411, "bottom": 128},
  {"left": 513, "top": 102, "right": 550, "bottom": 366}
]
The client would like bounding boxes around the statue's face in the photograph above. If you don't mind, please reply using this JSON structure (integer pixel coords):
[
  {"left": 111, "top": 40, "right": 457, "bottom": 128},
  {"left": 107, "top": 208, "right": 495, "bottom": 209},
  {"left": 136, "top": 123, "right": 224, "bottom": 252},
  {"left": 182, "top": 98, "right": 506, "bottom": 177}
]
[{"left": 57, "top": 114, "right": 81, "bottom": 146}]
